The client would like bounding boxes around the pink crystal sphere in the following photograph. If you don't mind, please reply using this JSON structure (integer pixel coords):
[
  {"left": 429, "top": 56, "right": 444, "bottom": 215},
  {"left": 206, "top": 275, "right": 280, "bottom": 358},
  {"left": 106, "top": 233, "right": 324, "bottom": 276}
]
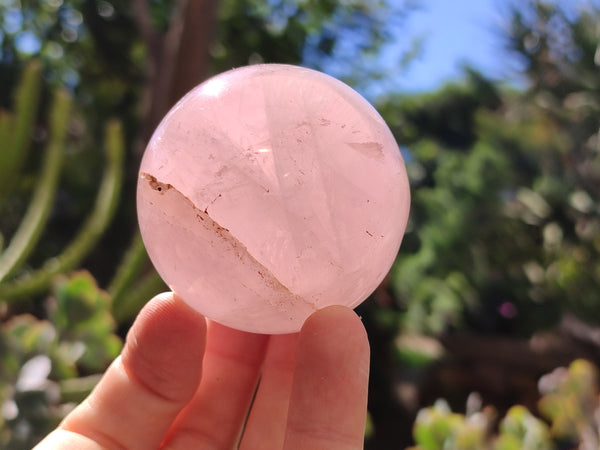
[{"left": 137, "top": 64, "right": 410, "bottom": 334}]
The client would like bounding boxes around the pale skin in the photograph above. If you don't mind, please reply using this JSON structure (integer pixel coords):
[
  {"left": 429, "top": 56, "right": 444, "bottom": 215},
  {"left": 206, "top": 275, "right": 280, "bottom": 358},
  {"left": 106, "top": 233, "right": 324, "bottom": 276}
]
[{"left": 35, "top": 293, "right": 370, "bottom": 449}]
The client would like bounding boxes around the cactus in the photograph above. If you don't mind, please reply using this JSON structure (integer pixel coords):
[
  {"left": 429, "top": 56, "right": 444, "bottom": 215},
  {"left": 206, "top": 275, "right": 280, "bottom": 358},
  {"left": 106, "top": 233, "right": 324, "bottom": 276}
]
[
  {"left": 0, "top": 59, "right": 162, "bottom": 320},
  {"left": 105, "top": 230, "right": 167, "bottom": 324},
  {"left": 0, "top": 88, "right": 70, "bottom": 283},
  {"left": 0, "top": 61, "right": 43, "bottom": 211},
  {"left": 0, "top": 60, "right": 125, "bottom": 302},
  {"left": 111, "top": 268, "right": 165, "bottom": 323}
]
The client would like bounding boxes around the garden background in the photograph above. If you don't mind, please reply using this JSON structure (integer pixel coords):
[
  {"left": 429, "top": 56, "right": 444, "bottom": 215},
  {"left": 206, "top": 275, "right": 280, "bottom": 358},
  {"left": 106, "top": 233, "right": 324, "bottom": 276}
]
[{"left": 1, "top": 0, "right": 600, "bottom": 448}]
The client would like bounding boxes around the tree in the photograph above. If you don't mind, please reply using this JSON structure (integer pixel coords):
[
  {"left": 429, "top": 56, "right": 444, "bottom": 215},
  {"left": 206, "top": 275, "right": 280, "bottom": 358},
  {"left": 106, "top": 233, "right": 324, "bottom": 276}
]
[
  {"left": 370, "top": 2, "right": 600, "bottom": 446},
  {"left": 378, "top": 0, "right": 600, "bottom": 337}
]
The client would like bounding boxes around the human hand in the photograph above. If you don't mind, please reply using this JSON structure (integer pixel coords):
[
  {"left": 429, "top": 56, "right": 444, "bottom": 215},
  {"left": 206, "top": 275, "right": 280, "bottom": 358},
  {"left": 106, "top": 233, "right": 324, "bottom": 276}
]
[{"left": 35, "top": 293, "right": 370, "bottom": 449}]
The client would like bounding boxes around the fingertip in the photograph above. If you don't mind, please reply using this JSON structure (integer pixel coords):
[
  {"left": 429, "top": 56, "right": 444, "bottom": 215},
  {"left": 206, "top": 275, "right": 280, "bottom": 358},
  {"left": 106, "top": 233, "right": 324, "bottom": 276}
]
[
  {"left": 58, "top": 292, "right": 209, "bottom": 449},
  {"left": 304, "top": 304, "right": 363, "bottom": 326},
  {"left": 133, "top": 291, "right": 207, "bottom": 333},
  {"left": 301, "top": 305, "right": 369, "bottom": 354},
  {"left": 129, "top": 291, "right": 208, "bottom": 343}
]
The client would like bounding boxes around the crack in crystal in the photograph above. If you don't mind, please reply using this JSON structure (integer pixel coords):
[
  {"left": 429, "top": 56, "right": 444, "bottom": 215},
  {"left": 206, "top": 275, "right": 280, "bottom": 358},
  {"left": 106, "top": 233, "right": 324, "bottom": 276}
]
[{"left": 140, "top": 172, "right": 318, "bottom": 312}]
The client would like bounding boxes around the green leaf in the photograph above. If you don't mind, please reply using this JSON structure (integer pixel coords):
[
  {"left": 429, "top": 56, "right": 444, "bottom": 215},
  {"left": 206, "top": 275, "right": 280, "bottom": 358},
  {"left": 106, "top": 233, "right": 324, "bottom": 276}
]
[
  {"left": 499, "top": 405, "right": 553, "bottom": 450},
  {"left": 413, "top": 401, "right": 465, "bottom": 450},
  {"left": 494, "top": 434, "right": 526, "bottom": 450},
  {"left": 49, "top": 271, "right": 122, "bottom": 372},
  {"left": 53, "top": 271, "right": 103, "bottom": 330}
]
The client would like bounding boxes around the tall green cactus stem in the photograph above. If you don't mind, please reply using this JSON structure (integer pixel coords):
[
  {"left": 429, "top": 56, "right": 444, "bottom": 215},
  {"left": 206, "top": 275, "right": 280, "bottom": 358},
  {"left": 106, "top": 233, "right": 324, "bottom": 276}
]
[
  {"left": 0, "top": 89, "right": 71, "bottom": 283},
  {"left": 0, "top": 120, "right": 125, "bottom": 301},
  {"left": 0, "top": 60, "right": 43, "bottom": 210},
  {"left": 0, "top": 110, "right": 13, "bottom": 168},
  {"left": 0, "top": 111, "right": 12, "bottom": 250},
  {"left": 107, "top": 231, "right": 150, "bottom": 306},
  {"left": 112, "top": 271, "right": 165, "bottom": 324}
]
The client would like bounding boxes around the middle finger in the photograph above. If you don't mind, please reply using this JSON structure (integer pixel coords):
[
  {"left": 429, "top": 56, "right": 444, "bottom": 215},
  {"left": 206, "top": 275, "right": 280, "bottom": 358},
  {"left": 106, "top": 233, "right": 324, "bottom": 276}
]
[{"left": 161, "top": 320, "right": 268, "bottom": 449}]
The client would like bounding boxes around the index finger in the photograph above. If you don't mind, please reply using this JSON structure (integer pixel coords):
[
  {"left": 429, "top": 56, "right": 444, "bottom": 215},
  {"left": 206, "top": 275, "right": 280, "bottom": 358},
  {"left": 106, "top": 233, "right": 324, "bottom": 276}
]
[{"left": 36, "top": 293, "right": 207, "bottom": 450}]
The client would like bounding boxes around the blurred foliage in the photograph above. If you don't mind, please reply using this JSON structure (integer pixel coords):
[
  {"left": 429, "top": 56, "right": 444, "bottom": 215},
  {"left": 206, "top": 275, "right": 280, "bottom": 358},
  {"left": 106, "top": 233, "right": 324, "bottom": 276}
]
[
  {"left": 0, "top": 59, "right": 124, "bottom": 302},
  {"left": 0, "top": 271, "right": 121, "bottom": 450},
  {"left": 382, "top": 0, "right": 600, "bottom": 336},
  {"left": 538, "top": 359, "right": 600, "bottom": 448},
  {"left": 410, "top": 359, "right": 599, "bottom": 450}
]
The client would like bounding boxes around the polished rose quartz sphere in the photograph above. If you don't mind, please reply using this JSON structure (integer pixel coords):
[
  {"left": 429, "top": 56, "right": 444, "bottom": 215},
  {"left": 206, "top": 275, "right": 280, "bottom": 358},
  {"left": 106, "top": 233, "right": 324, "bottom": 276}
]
[{"left": 137, "top": 64, "right": 410, "bottom": 334}]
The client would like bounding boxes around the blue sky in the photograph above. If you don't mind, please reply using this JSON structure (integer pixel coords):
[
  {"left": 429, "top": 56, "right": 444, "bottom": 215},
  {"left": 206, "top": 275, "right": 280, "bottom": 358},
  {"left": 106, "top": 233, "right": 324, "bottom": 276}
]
[
  {"left": 394, "top": 0, "right": 509, "bottom": 92},
  {"left": 390, "top": 0, "right": 599, "bottom": 93}
]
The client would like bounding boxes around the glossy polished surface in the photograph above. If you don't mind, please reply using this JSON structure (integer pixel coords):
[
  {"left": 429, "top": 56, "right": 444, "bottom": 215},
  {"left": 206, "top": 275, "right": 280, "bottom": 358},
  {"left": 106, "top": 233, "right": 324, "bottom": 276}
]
[{"left": 137, "top": 64, "right": 410, "bottom": 333}]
